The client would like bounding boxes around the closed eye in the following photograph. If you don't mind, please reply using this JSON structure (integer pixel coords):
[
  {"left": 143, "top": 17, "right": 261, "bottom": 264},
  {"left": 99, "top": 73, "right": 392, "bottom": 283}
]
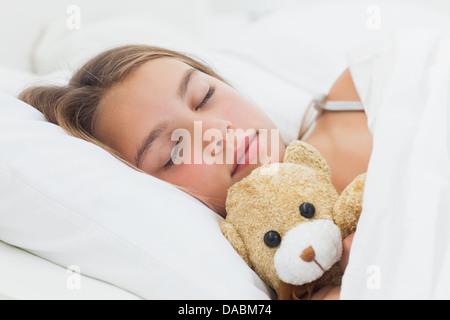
[
  {"left": 163, "top": 138, "right": 183, "bottom": 170},
  {"left": 195, "top": 85, "right": 216, "bottom": 111}
]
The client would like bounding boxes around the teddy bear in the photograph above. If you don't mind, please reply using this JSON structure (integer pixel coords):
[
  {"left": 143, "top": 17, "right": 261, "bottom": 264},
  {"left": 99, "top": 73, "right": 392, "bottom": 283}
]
[{"left": 221, "top": 140, "right": 366, "bottom": 300}]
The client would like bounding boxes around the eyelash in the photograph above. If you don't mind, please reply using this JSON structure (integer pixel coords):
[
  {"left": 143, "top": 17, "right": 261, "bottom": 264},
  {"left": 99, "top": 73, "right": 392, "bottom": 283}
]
[
  {"left": 195, "top": 85, "right": 216, "bottom": 111},
  {"left": 163, "top": 86, "right": 216, "bottom": 170},
  {"left": 163, "top": 139, "right": 182, "bottom": 170}
]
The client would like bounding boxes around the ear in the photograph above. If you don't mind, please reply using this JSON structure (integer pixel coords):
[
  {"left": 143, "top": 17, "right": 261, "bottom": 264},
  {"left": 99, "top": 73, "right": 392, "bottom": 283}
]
[
  {"left": 220, "top": 221, "right": 252, "bottom": 268},
  {"left": 283, "top": 140, "right": 331, "bottom": 177}
]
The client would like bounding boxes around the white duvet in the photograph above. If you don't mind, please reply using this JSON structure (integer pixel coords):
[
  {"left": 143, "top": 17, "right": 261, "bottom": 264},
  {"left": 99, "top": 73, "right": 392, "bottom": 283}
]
[{"left": 342, "top": 28, "right": 450, "bottom": 299}]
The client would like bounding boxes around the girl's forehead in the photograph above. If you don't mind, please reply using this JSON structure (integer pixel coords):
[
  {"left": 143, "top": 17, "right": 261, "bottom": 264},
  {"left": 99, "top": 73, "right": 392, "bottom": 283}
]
[
  {"left": 102, "top": 58, "right": 191, "bottom": 107},
  {"left": 131, "top": 58, "right": 193, "bottom": 79}
]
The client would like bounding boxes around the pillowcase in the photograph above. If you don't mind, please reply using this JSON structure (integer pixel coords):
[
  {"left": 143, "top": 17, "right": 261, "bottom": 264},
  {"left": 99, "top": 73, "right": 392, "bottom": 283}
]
[
  {"left": 0, "top": 66, "right": 71, "bottom": 97},
  {"left": 0, "top": 93, "right": 274, "bottom": 299},
  {"left": 0, "top": 240, "right": 140, "bottom": 300},
  {"left": 32, "top": 14, "right": 206, "bottom": 75},
  {"left": 0, "top": 67, "right": 37, "bottom": 97}
]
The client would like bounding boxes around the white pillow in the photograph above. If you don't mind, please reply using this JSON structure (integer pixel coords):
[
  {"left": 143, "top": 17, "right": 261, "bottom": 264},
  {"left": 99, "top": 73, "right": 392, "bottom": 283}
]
[
  {"left": 0, "top": 66, "right": 71, "bottom": 97},
  {"left": 0, "top": 241, "right": 140, "bottom": 300},
  {"left": 32, "top": 14, "right": 206, "bottom": 75},
  {"left": 0, "top": 93, "right": 273, "bottom": 299},
  {"left": 0, "top": 67, "right": 37, "bottom": 97}
]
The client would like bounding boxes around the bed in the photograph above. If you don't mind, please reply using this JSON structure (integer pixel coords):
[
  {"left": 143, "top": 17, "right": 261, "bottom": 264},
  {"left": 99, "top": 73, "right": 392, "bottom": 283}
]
[{"left": 1, "top": 0, "right": 449, "bottom": 300}]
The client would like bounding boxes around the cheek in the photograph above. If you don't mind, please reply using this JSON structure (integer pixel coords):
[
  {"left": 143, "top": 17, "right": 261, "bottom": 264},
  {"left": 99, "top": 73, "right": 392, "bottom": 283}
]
[
  {"left": 159, "top": 162, "right": 231, "bottom": 198},
  {"left": 218, "top": 90, "right": 261, "bottom": 123}
]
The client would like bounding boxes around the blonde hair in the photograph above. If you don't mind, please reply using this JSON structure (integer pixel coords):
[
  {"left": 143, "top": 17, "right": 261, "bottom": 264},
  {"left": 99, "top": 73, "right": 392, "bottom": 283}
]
[{"left": 19, "top": 45, "right": 226, "bottom": 213}]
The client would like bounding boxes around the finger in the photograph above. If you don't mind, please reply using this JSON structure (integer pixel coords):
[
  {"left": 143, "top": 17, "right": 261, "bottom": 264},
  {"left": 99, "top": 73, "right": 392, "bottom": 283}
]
[
  {"left": 311, "top": 285, "right": 341, "bottom": 300},
  {"left": 323, "top": 286, "right": 341, "bottom": 300}
]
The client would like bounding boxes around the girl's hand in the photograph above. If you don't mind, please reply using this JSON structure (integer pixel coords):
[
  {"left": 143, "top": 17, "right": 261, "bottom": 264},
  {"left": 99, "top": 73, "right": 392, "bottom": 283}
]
[
  {"left": 311, "top": 232, "right": 356, "bottom": 300},
  {"left": 311, "top": 285, "right": 341, "bottom": 300}
]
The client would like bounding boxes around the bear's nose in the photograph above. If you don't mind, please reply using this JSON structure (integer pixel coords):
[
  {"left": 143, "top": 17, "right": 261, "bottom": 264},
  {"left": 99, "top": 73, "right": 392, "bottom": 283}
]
[{"left": 300, "top": 246, "right": 316, "bottom": 262}]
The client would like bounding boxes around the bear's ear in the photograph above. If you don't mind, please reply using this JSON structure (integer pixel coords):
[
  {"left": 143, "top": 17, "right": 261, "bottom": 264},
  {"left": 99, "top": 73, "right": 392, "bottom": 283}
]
[
  {"left": 283, "top": 140, "right": 331, "bottom": 176},
  {"left": 333, "top": 173, "right": 366, "bottom": 239},
  {"left": 220, "top": 221, "right": 252, "bottom": 268}
]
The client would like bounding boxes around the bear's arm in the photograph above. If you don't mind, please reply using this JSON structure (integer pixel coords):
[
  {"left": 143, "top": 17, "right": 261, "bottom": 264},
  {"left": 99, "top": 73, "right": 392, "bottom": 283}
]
[{"left": 333, "top": 174, "right": 366, "bottom": 239}]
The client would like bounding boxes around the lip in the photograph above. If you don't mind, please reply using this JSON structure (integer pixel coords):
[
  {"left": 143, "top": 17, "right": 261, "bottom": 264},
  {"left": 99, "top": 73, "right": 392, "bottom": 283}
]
[{"left": 231, "top": 132, "right": 259, "bottom": 176}]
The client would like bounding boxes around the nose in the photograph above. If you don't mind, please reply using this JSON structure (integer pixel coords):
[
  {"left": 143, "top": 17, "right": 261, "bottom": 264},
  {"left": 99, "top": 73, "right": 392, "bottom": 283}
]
[
  {"left": 300, "top": 246, "right": 316, "bottom": 262},
  {"left": 200, "top": 119, "right": 233, "bottom": 156}
]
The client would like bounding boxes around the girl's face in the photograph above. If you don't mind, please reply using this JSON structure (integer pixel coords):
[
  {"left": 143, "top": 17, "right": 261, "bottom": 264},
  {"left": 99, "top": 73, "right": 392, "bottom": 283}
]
[{"left": 97, "top": 58, "right": 286, "bottom": 217}]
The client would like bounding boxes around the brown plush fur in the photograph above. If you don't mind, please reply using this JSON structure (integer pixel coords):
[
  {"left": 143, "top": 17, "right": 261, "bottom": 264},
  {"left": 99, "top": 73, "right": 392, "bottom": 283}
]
[{"left": 221, "top": 140, "right": 365, "bottom": 297}]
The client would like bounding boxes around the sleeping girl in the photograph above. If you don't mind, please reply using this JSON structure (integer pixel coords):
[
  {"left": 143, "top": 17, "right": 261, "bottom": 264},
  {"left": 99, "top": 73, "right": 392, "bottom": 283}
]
[{"left": 18, "top": 45, "right": 372, "bottom": 299}]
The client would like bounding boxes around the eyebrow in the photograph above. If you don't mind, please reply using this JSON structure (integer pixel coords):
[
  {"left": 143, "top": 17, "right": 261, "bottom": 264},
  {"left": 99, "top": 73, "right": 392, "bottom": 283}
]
[{"left": 135, "top": 120, "right": 169, "bottom": 168}]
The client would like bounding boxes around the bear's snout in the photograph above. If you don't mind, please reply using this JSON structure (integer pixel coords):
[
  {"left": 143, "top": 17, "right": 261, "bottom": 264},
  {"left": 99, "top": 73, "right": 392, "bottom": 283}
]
[
  {"left": 300, "top": 246, "right": 316, "bottom": 262},
  {"left": 274, "top": 220, "right": 343, "bottom": 286}
]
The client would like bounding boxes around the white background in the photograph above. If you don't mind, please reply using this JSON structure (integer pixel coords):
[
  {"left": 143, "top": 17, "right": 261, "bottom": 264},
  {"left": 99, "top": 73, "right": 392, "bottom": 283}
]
[{"left": 2, "top": 0, "right": 450, "bottom": 71}]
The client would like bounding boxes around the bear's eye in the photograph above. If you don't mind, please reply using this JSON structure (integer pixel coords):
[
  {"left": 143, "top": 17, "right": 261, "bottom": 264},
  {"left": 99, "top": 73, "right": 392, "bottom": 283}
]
[
  {"left": 264, "top": 231, "right": 281, "bottom": 248},
  {"left": 299, "top": 202, "right": 316, "bottom": 219}
]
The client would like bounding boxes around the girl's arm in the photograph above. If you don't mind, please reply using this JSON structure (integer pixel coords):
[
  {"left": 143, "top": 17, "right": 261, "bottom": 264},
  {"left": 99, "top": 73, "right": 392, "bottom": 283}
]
[{"left": 327, "top": 68, "right": 361, "bottom": 102}]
